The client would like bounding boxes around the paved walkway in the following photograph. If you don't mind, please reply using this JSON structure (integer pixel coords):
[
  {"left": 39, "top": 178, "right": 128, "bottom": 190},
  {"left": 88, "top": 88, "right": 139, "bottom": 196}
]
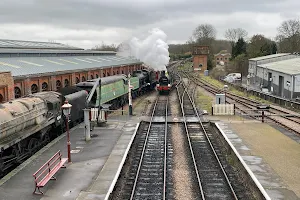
[
  {"left": 216, "top": 121, "right": 300, "bottom": 200},
  {"left": 0, "top": 118, "right": 139, "bottom": 200}
]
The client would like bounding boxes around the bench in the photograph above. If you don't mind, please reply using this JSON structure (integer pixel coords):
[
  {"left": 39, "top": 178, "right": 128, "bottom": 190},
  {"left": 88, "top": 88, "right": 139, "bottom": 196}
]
[{"left": 32, "top": 150, "right": 68, "bottom": 195}]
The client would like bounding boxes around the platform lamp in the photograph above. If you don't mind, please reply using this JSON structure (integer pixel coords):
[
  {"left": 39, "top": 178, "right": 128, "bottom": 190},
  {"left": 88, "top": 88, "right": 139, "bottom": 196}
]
[{"left": 62, "top": 100, "right": 72, "bottom": 163}]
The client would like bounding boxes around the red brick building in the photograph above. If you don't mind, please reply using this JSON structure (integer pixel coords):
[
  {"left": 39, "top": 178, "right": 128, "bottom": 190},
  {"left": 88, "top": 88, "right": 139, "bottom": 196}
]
[
  {"left": 214, "top": 50, "right": 231, "bottom": 66},
  {"left": 0, "top": 39, "right": 143, "bottom": 103},
  {"left": 192, "top": 45, "right": 209, "bottom": 73}
]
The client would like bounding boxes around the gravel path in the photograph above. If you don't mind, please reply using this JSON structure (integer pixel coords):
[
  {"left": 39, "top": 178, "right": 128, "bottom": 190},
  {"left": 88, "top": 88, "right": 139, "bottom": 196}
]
[{"left": 229, "top": 122, "right": 300, "bottom": 198}]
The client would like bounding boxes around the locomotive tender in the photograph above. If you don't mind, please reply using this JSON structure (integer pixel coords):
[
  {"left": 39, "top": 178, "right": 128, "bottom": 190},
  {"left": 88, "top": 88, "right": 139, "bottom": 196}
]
[{"left": 0, "top": 67, "right": 160, "bottom": 175}]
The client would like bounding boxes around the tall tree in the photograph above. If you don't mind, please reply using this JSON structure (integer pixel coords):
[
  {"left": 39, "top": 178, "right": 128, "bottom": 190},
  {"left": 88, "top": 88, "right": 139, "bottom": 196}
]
[
  {"left": 247, "top": 34, "right": 276, "bottom": 58},
  {"left": 192, "top": 24, "right": 216, "bottom": 45},
  {"left": 276, "top": 19, "right": 300, "bottom": 52},
  {"left": 224, "top": 28, "right": 248, "bottom": 44},
  {"left": 232, "top": 37, "right": 247, "bottom": 59}
]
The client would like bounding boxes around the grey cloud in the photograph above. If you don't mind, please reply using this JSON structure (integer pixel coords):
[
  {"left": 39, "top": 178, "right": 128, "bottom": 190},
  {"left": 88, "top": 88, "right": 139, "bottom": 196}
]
[
  {"left": 0, "top": 0, "right": 299, "bottom": 48},
  {"left": 0, "top": 0, "right": 296, "bottom": 29}
]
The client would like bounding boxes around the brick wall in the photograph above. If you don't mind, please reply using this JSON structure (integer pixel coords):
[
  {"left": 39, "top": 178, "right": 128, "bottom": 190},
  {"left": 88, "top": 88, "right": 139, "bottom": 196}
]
[
  {"left": 0, "top": 72, "right": 14, "bottom": 102},
  {"left": 0, "top": 64, "right": 142, "bottom": 102},
  {"left": 193, "top": 55, "right": 208, "bottom": 73}
]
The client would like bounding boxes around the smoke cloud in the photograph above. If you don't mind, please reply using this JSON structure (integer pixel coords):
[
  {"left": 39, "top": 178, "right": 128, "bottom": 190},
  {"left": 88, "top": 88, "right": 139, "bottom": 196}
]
[{"left": 117, "top": 28, "right": 170, "bottom": 71}]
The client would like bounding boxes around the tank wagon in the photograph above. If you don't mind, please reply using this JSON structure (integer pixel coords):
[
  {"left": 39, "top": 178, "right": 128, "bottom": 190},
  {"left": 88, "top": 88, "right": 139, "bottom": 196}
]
[{"left": 0, "top": 68, "right": 160, "bottom": 175}]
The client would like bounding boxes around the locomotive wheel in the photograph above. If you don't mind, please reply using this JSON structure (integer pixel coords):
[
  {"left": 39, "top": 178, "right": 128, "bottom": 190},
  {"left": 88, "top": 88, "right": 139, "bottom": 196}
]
[
  {"left": 28, "top": 138, "right": 40, "bottom": 156},
  {"left": 12, "top": 147, "right": 22, "bottom": 164}
]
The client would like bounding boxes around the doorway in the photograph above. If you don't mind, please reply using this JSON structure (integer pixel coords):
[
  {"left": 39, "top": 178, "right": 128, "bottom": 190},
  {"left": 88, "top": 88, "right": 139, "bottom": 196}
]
[{"left": 279, "top": 76, "right": 284, "bottom": 97}]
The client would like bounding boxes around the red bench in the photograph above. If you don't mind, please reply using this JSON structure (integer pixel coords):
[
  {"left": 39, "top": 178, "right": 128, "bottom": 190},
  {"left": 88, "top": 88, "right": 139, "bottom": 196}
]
[{"left": 32, "top": 150, "right": 68, "bottom": 195}]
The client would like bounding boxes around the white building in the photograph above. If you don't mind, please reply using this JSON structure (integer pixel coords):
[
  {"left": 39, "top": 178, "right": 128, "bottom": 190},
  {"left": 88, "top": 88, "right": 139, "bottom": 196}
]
[
  {"left": 256, "top": 58, "right": 300, "bottom": 99},
  {"left": 248, "top": 53, "right": 297, "bottom": 85}
]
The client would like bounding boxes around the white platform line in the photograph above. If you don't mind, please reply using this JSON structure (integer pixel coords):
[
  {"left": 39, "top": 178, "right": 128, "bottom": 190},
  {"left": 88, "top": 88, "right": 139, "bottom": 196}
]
[
  {"left": 215, "top": 123, "right": 271, "bottom": 200},
  {"left": 104, "top": 122, "right": 140, "bottom": 200}
]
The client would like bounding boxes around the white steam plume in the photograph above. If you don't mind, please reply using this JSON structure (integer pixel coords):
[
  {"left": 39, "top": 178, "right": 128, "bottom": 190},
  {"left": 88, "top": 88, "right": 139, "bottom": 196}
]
[{"left": 117, "top": 28, "right": 170, "bottom": 71}]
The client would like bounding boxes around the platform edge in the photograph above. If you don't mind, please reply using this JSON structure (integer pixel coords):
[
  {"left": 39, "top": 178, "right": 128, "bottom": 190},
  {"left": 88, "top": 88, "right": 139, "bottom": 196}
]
[
  {"left": 103, "top": 122, "right": 140, "bottom": 200},
  {"left": 215, "top": 122, "right": 272, "bottom": 200}
]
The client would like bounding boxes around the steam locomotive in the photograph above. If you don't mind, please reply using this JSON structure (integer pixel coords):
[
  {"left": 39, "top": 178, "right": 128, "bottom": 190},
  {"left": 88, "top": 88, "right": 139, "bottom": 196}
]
[{"left": 0, "top": 67, "right": 161, "bottom": 176}]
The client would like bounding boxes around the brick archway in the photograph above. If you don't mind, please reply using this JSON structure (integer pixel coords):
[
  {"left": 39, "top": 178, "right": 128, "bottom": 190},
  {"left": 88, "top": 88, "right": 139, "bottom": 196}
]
[{"left": 14, "top": 87, "right": 22, "bottom": 98}]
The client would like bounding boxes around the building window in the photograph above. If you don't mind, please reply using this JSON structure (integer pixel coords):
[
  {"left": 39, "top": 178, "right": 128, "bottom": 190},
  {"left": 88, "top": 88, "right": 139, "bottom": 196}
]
[
  {"left": 31, "top": 84, "right": 38, "bottom": 93},
  {"left": 14, "top": 87, "right": 22, "bottom": 98},
  {"left": 90, "top": 75, "right": 94, "bottom": 79},
  {"left": 225, "top": 58, "right": 227, "bottom": 60},
  {"left": 107, "top": 72, "right": 110, "bottom": 76},
  {"left": 122, "top": 70, "right": 124, "bottom": 74},
  {"left": 75, "top": 77, "right": 80, "bottom": 84},
  {"left": 220, "top": 58, "right": 223, "bottom": 60},
  {"left": 64, "top": 79, "right": 69, "bottom": 87},
  {"left": 217, "top": 58, "right": 219, "bottom": 60},
  {"left": 0, "top": 94, "right": 3, "bottom": 103},
  {"left": 103, "top": 73, "right": 106, "bottom": 77},
  {"left": 113, "top": 71, "right": 115, "bottom": 75},
  {"left": 82, "top": 76, "right": 86, "bottom": 82},
  {"left": 56, "top": 80, "right": 62, "bottom": 90},
  {"left": 96, "top": 74, "right": 99, "bottom": 78},
  {"left": 42, "top": 82, "right": 48, "bottom": 91}
]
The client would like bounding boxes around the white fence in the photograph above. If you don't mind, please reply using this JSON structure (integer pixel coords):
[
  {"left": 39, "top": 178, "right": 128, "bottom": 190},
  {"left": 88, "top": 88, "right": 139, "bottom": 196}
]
[{"left": 212, "top": 104, "right": 235, "bottom": 115}]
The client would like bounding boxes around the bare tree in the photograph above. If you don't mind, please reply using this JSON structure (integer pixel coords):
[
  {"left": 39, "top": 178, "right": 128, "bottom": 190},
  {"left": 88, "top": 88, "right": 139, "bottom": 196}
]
[
  {"left": 278, "top": 19, "right": 300, "bottom": 38},
  {"left": 277, "top": 19, "right": 300, "bottom": 52},
  {"left": 192, "top": 24, "right": 216, "bottom": 45},
  {"left": 224, "top": 28, "right": 248, "bottom": 43}
]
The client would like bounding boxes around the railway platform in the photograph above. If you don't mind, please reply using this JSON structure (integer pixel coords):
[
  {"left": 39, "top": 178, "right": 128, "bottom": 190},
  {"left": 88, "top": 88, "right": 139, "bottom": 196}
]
[
  {"left": 215, "top": 120, "right": 300, "bottom": 200},
  {"left": 0, "top": 118, "right": 139, "bottom": 200}
]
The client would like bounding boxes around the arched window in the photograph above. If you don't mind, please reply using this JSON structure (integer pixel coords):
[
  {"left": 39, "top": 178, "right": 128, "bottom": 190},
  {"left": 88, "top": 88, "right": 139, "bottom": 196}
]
[
  {"left": 14, "top": 87, "right": 22, "bottom": 98},
  {"left": 64, "top": 79, "right": 69, "bottom": 87},
  {"left": 113, "top": 71, "right": 115, "bottom": 75},
  {"left": 56, "top": 80, "right": 62, "bottom": 90},
  {"left": 90, "top": 75, "right": 94, "bottom": 79},
  {"left": 103, "top": 73, "right": 106, "bottom": 77},
  {"left": 117, "top": 71, "right": 119, "bottom": 74},
  {"left": 82, "top": 76, "right": 86, "bottom": 82},
  {"left": 0, "top": 94, "right": 3, "bottom": 103},
  {"left": 76, "top": 77, "right": 80, "bottom": 84},
  {"left": 31, "top": 84, "right": 38, "bottom": 93},
  {"left": 122, "top": 71, "right": 124, "bottom": 74},
  {"left": 96, "top": 74, "right": 99, "bottom": 78},
  {"left": 42, "top": 82, "right": 48, "bottom": 91},
  {"left": 107, "top": 72, "right": 110, "bottom": 76}
]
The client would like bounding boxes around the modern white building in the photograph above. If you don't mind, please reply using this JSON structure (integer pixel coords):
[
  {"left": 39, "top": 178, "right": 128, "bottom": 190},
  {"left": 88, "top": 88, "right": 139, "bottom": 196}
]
[
  {"left": 248, "top": 53, "right": 297, "bottom": 85},
  {"left": 256, "top": 58, "right": 300, "bottom": 99}
]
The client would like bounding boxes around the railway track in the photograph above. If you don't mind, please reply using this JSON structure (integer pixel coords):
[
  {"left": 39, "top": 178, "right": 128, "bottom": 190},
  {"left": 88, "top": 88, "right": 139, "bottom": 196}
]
[
  {"left": 183, "top": 71, "right": 300, "bottom": 135},
  {"left": 176, "top": 78, "right": 241, "bottom": 199},
  {"left": 113, "top": 95, "right": 171, "bottom": 200}
]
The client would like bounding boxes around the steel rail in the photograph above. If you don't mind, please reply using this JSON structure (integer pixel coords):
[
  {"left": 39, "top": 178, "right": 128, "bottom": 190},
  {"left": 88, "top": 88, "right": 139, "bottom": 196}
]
[
  {"left": 163, "top": 97, "right": 168, "bottom": 200},
  {"left": 129, "top": 96, "right": 168, "bottom": 200},
  {"left": 182, "top": 77, "right": 239, "bottom": 200},
  {"left": 175, "top": 80, "right": 205, "bottom": 199}
]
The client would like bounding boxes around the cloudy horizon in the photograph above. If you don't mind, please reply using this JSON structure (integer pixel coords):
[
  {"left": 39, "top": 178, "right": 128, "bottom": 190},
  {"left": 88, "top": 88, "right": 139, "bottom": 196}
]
[{"left": 0, "top": 0, "right": 299, "bottom": 49}]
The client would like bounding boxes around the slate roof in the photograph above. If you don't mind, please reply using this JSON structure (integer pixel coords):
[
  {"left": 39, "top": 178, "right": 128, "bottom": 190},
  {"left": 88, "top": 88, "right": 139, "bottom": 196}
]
[{"left": 0, "top": 55, "right": 142, "bottom": 78}]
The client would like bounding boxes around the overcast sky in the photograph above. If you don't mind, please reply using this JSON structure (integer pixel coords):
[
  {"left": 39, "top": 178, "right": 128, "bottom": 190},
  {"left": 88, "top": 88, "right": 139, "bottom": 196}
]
[{"left": 0, "top": 0, "right": 299, "bottom": 49}]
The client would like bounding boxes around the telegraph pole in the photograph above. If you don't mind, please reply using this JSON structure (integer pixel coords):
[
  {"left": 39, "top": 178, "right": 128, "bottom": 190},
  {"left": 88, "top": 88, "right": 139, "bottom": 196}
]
[{"left": 128, "top": 74, "right": 133, "bottom": 116}]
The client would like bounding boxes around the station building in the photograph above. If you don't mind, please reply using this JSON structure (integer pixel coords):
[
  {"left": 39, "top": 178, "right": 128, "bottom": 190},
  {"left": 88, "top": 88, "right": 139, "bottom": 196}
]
[
  {"left": 255, "top": 58, "right": 300, "bottom": 99},
  {"left": 0, "top": 39, "right": 143, "bottom": 103}
]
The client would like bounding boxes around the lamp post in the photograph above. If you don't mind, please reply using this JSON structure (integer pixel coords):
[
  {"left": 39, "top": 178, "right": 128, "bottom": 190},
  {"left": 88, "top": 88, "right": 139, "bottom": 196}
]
[
  {"left": 62, "top": 100, "right": 72, "bottom": 163},
  {"left": 128, "top": 74, "right": 133, "bottom": 116}
]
